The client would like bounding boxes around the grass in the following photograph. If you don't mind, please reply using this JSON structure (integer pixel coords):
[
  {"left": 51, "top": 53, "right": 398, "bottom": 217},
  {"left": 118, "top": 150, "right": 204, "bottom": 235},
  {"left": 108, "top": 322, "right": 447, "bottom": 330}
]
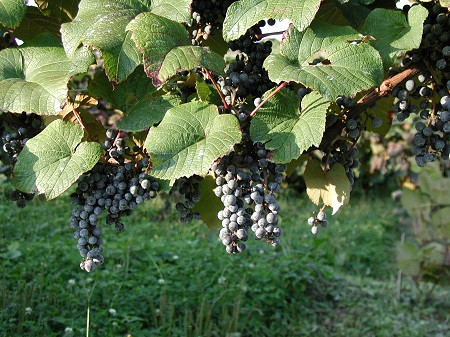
[{"left": 0, "top": 183, "right": 448, "bottom": 337}]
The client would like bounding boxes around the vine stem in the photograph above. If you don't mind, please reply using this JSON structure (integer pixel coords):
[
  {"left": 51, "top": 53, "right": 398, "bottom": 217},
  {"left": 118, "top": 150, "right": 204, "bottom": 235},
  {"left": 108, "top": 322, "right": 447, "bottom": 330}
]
[
  {"left": 254, "top": 31, "right": 286, "bottom": 40},
  {"left": 319, "top": 67, "right": 420, "bottom": 151},
  {"left": 72, "top": 107, "right": 92, "bottom": 139},
  {"left": 249, "top": 81, "right": 288, "bottom": 118},
  {"left": 204, "top": 68, "right": 230, "bottom": 110}
]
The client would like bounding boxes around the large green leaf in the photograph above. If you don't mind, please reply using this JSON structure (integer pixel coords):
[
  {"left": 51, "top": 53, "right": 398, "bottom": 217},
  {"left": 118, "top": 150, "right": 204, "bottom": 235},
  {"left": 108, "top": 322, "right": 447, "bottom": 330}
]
[
  {"left": 250, "top": 89, "right": 330, "bottom": 163},
  {"left": 401, "top": 187, "right": 429, "bottom": 217},
  {"left": 303, "top": 160, "right": 350, "bottom": 214},
  {"left": 127, "top": 13, "right": 225, "bottom": 86},
  {"left": 158, "top": 46, "right": 226, "bottom": 84},
  {"left": 35, "top": 0, "right": 80, "bottom": 23},
  {"left": 418, "top": 165, "right": 450, "bottom": 205},
  {"left": 150, "top": 0, "right": 192, "bottom": 23},
  {"left": 13, "top": 6, "right": 62, "bottom": 40},
  {"left": 144, "top": 102, "right": 242, "bottom": 180},
  {"left": 0, "top": 34, "right": 93, "bottom": 115},
  {"left": 361, "top": 5, "right": 428, "bottom": 68},
  {"left": 363, "top": 95, "right": 393, "bottom": 136},
  {"left": 88, "top": 67, "right": 181, "bottom": 132},
  {"left": 397, "top": 243, "right": 421, "bottom": 277},
  {"left": 203, "top": 29, "right": 230, "bottom": 58},
  {"left": 13, "top": 120, "right": 102, "bottom": 200},
  {"left": 88, "top": 67, "right": 156, "bottom": 108},
  {"left": 431, "top": 207, "right": 450, "bottom": 240},
  {"left": 315, "top": 0, "right": 349, "bottom": 26},
  {"left": 196, "top": 77, "right": 222, "bottom": 105},
  {"left": 222, "top": 0, "right": 322, "bottom": 41},
  {"left": 316, "top": 0, "right": 371, "bottom": 28},
  {"left": 117, "top": 94, "right": 181, "bottom": 132},
  {"left": 0, "top": 0, "right": 26, "bottom": 28},
  {"left": 61, "top": 0, "right": 149, "bottom": 83},
  {"left": 192, "top": 175, "right": 224, "bottom": 229},
  {"left": 263, "top": 23, "right": 384, "bottom": 101}
]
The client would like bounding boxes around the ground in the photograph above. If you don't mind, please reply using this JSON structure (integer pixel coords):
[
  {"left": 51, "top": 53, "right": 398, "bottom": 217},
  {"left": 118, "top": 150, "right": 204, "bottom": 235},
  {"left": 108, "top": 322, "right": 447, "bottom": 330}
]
[{"left": 0, "top": 183, "right": 448, "bottom": 337}]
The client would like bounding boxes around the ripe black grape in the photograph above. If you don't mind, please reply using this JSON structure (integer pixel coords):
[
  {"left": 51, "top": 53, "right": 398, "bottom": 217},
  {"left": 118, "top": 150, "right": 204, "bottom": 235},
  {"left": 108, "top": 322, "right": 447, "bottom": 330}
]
[
  {"left": 190, "top": 0, "right": 237, "bottom": 42},
  {"left": 175, "top": 176, "right": 202, "bottom": 223},
  {"left": 71, "top": 130, "right": 160, "bottom": 272},
  {"left": 223, "top": 22, "right": 276, "bottom": 100},
  {"left": 212, "top": 122, "right": 285, "bottom": 253},
  {"left": 0, "top": 112, "right": 43, "bottom": 207},
  {"left": 307, "top": 211, "right": 329, "bottom": 235}
]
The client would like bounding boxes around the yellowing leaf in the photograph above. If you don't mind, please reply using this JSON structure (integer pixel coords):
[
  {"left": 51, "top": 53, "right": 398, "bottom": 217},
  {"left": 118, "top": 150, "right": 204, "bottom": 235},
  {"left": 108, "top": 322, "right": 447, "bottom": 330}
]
[{"left": 303, "top": 160, "right": 351, "bottom": 214}]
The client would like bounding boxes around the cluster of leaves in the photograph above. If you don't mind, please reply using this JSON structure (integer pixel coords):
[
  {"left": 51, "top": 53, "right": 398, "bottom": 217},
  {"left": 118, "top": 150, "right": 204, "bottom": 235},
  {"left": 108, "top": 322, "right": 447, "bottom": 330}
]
[
  {"left": 398, "top": 162, "right": 449, "bottom": 287},
  {"left": 0, "top": 0, "right": 449, "bottom": 270}
]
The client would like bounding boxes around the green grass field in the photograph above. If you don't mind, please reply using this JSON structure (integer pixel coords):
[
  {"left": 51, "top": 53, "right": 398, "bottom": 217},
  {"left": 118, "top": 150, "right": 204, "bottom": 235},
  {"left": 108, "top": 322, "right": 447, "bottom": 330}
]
[{"left": 0, "top": 183, "right": 448, "bottom": 337}]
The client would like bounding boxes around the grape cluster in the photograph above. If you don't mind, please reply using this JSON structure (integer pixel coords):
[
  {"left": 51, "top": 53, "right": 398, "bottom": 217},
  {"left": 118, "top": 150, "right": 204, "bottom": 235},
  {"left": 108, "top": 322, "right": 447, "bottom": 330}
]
[
  {"left": 70, "top": 130, "right": 160, "bottom": 272},
  {"left": 191, "top": 0, "right": 237, "bottom": 41},
  {"left": 392, "top": 3, "right": 450, "bottom": 165},
  {"left": 175, "top": 176, "right": 202, "bottom": 223},
  {"left": 307, "top": 211, "right": 328, "bottom": 235},
  {"left": 102, "top": 129, "right": 131, "bottom": 165},
  {"left": 0, "top": 112, "right": 43, "bottom": 207},
  {"left": 392, "top": 75, "right": 449, "bottom": 166},
  {"left": 327, "top": 140, "right": 359, "bottom": 188},
  {"left": 400, "top": 4, "right": 449, "bottom": 74},
  {"left": 334, "top": 96, "right": 364, "bottom": 140},
  {"left": 222, "top": 21, "right": 276, "bottom": 100},
  {"left": 213, "top": 138, "right": 285, "bottom": 253},
  {"left": 1, "top": 112, "right": 43, "bottom": 164},
  {"left": 213, "top": 157, "right": 251, "bottom": 253},
  {"left": 344, "top": 116, "right": 363, "bottom": 140},
  {"left": 9, "top": 190, "right": 35, "bottom": 208}
]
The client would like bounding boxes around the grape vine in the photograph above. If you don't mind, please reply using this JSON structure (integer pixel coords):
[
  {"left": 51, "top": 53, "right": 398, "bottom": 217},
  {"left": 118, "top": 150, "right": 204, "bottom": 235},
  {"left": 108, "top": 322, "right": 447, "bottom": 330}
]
[{"left": 0, "top": 0, "right": 448, "bottom": 273}]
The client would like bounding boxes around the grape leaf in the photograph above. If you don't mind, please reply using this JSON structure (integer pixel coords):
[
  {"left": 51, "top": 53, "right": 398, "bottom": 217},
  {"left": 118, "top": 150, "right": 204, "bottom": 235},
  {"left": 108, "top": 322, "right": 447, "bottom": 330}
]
[
  {"left": 65, "top": 108, "right": 106, "bottom": 143},
  {"left": 196, "top": 77, "right": 222, "bottom": 105},
  {"left": 285, "top": 154, "right": 308, "bottom": 177},
  {"left": 61, "top": 0, "right": 150, "bottom": 83},
  {"left": 35, "top": 0, "right": 80, "bottom": 23},
  {"left": 263, "top": 22, "right": 384, "bottom": 101},
  {"left": 88, "top": 67, "right": 181, "bottom": 132},
  {"left": 13, "top": 6, "right": 62, "bottom": 40},
  {"left": 127, "top": 13, "right": 225, "bottom": 86},
  {"left": 363, "top": 95, "right": 393, "bottom": 136},
  {"left": 192, "top": 175, "right": 224, "bottom": 229},
  {"left": 339, "top": 2, "right": 371, "bottom": 27},
  {"left": 397, "top": 243, "right": 421, "bottom": 277},
  {"left": 303, "top": 160, "right": 350, "bottom": 214},
  {"left": 222, "top": 0, "right": 322, "bottom": 41},
  {"left": 0, "top": 34, "right": 93, "bottom": 115},
  {"left": 150, "top": 0, "right": 192, "bottom": 23},
  {"left": 360, "top": 5, "right": 428, "bottom": 68},
  {"left": 144, "top": 102, "right": 242, "bottom": 180},
  {"left": 13, "top": 120, "right": 102, "bottom": 200},
  {"left": 250, "top": 89, "right": 330, "bottom": 163},
  {"left": 0, "top": 0, "right": 27, "bottom": 28},
  {"left": 316, "top": 0, "right": 371, "bottom": 28},
  {"left": 203, "top": 29, "right": 230, "bottom": 58},
  {"left": 418, "top": 167, "right": 450, "bottom": 205},
  {"left": 88, "top": 67, "right": 156, "bottom": 108},
  {"left": 401, "top": 187, "right": 429, "bottom": 217},
  {"left": 315, "top": 1, "right": 349, "bottom": 26},
  {"left": 117, "top": 94, "right": 181, "bottom": 132},
  {"left": 159, "top": 46, "right": 226, "bottom": 84},
  {"left": 431, "top": 207, "right": 450, "bottom": 239}
]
